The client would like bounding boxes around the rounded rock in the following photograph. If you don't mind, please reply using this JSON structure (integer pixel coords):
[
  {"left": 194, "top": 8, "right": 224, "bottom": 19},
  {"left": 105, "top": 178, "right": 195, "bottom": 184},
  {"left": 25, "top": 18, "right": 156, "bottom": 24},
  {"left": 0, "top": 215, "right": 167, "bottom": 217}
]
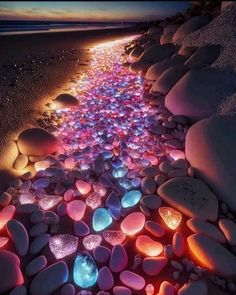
[
  {"left": 93, "top": 245, "right": 111, "bottom": 264},
  {"left": 219, "top": 219, "right": 236, "bottom": 246},
  {"left": 140, "top": 194, "right": 162, "bottom": 210},
  {"left": 172, "top": 232, "right": 185, "bottom": 257},
  {"left": 109, "top": 245, "right": 128, "bottom": 273},
  {"left": 13, "top": 155, "right": 28, "bottom": 171},
  {"left": 119, "top": 271, "right": 145, "bottom": 291},
  {"left": 113, "top": 286, "right": 132, "bottom": 295},
  {"left": 141, "top": 177, "right": 157, "bottom": 195},
  {"left": 142, "top": 257, "right": 167, "bottom": 276},
  {"left": 54, "top": 93, "right": 79, "bottom": 108},
  {"left": 178, "top": 280, "right": 208, "bottom": 295},
  {"left": 60, "top": 284, "right": 75, "bottom": 295},
  {"left": 145, "top": 220, "right": 165, "bottom": 238},
  {"left": 98, "top": 266, "right": 114, "bottom": 290},
  {"left": 26, "top": 255, "right": 47, "bottom": 276},
  {"left": 74, "top": 220, "right": 90, "bottom": 237}
]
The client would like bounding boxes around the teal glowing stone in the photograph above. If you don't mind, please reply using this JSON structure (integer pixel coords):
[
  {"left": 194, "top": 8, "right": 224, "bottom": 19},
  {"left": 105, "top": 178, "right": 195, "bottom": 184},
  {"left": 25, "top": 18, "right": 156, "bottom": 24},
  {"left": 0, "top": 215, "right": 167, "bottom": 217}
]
[
  {"left": 121, "top": 190, "right": 142, "bottom": 208},
  {"left": 73, "top": 252, "right": 98, "bottom": 288},
  {"left": 112, "top": 167, "right": 128, "bottom": 178},
  {"left": 92, "top": 208, "right": 112, "bottom": 231}
]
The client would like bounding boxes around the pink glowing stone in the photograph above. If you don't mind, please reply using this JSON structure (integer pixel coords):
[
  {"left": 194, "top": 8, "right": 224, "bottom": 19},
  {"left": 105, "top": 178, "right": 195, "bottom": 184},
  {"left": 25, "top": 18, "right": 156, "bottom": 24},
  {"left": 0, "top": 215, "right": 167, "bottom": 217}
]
[
  {"left": 93, "top": 183, "right": 107, "bottom": 197},
  {"left": 64, "top": 158, "right": 75, "bottom": 169},
  {"left": 67, "top": 200, "right": 86, "bottom": 221},
  {"left": 145, "top": 284, "right": 155, "bottom": 295},
  {"left": 64, "top": 189, "right": 74, "bottom": 202},
  {"left": 102, "top": 230, "right": 126, "bottom": 246},
  {"left": 0, "top": 205, "right": 15, "bottom": 230},
  {"left": 0, "top": 237, "right": 9, "bottom": 248},
  {"left": 49, "top": 234, "right": 78, "bottom": 259},
  {"left": 38, "top": 196, "right": 62, "bottom": 210},
  {"left": 76, "top": 180, "right": 91, "bottom": 195},
  {"left": 159, "top": 207, "right": 182, "bottom": 230},
  {"left": 34, "top": 160, "right": 50, "bottom": 171},
  {"left": 19, "top": 192, "right": 35, "bottom": 204},
  {"left": 135, "top": 235, "right": 163, "bottom": 257},
  {"left": 86, "top": 192, "right": 101, "bottom": 209},
  {"left": 143, "top": 155, "right": 158, "bottom": 166},
  {"left": 169, "top": 150, "right": 185, "bottom": 160},
  {"left": 83, "top": 234, "right": 102, "bottom": 250},
  {"left": 120, "top": 212, "right": 145, "bottom": 236}
]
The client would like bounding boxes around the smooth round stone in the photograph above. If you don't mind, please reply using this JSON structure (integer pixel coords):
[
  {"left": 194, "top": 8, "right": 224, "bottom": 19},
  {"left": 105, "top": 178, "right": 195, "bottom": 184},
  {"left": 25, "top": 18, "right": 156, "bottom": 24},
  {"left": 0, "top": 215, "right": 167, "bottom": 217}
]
[
  {"left": 219, "top": 219, "right": 236, "bottom": 246},
  {"left": 60, "top": 284, "right": 75, "bottom": 295},
  {"left": 9, "top": 286, "right": 27, "bottom": 295},
  {"left": 112, "top": 167, "right": 128, "bottom": 178},
  {"left": 141, "top": 177, "right": 157, "bottom": 195},
  {"left": 30, "top": 210, "right": 45, "bottom": 224},
  {"left": 76, "top": 180, "right": 91, "bottom": 195},
  {"left": 0, "top": 205, "right": 16, "bottom": 230},
  {"left": 17, "top": 128, "right": 58, "bottom": 156},
  {"left": 26, "top": 255, "right": 47, "bottom": 276},
  {"left": 188, "top": 234, "right": 236, "bottom": 276},
  {"left": 98, "top": 266, "right": 114, "bottom": 290},
  {"left": 13, "top": 155, "right": 28, "bottom": 170},
  {"left": 187, "top": 218, "right": 226, "bottom": 244},
  {"left": 30, "top": 262, "right": 68, "bottom": 295},
  {"left": 109, "top": 245, "right": 128, "bottom": 273},
  {"left": 142, "top": 257, "right": 167, "bottom": 276},
  {"left": 172, "top": 232, "right": 185, "bottom": 257},
  {"left": 171, "top": 159, "right": 189, "bottom": 169},
  {"left": 0, "top": 250, "right": 24, "bottom": 293},
  {"left": 159, "top": 161, "right": 172, "bottom": 174},
  {"left": 29, "top": 222, "right": 48, "bottom": 237},
  {"left": 57, "top": 202, "right": 67, "bottom": 216},
  {"left": 145, "top": 221, "right": 165, "bottom": 237},
  {"left": 113, "top": 286, "right": 132, "bottom": 295},
  {"left": 120, "top": 212, "right": 145, "bottom": 236},
  {"left": 119, "top": 271, "right": 145, "bottom": 291},
  {"left": 67, "top": 200, "right": 86, "bottom": 221},
  {"left": 93, "top": 246, "right": 111, "bottom": 263},
  {"left": 54, "top": 93, "right": 79, "bottom": 108},
  {"left": 106, "top": 191, "right": 121, "bottom": 210},
  {"left": 164, "top": 139, "right": 182, "bottom": 149},
  {"left": 158, "top": 281, "right": 175, "bottom": 295},
  {"left": 157, "top": 177, "right": 218, "bottom": 221},
  {"left": 135, "top": 235, "right": 163, "bottom": 256},
  {"left": 0, "top": 192, "right": 12, "bottom": 206},
  {"left": 140, "top": 195, "right": 161, "bottom": 210},
  {"left": 140, "top": 167, "right": 159, "bottom": 178},
  {"left": 178, "top": 280, "right": 208, "bottom": 295},
  {"left": 121, "top": 190, "right": 142, "bottom": 208},
  {"left": 155, "top": 174, "right": 167, "bottom": 186},
  {"left": 29, "top": 234, "right": 50, "bottom": 255},
  {"left": 45, "top": 211, "right": 59, "bottom": 225},
  {"left": 92, "top": 208, "right": 112, "bottom": 232},
  {"left": 17, "top": 204, "right": 39, "bottom": 214},
  {"left": 7, "top": 219, "right": 29, "bottom": 256},
  {"left": 74, "top": 220, "right": 90, "bottom": 237},
  {"left": 150, "top": 125, "right": 166, "bottom": 135},
  {"left": 168, "top": 168, "right": 188, "bottom": 177}
]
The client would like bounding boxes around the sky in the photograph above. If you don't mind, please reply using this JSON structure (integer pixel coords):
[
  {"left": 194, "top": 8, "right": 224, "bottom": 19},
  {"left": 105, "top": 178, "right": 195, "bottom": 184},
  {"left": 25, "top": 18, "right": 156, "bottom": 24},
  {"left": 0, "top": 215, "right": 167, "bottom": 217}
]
[{"left": 0, "top": 1, "right": 191, "bottom": 22}]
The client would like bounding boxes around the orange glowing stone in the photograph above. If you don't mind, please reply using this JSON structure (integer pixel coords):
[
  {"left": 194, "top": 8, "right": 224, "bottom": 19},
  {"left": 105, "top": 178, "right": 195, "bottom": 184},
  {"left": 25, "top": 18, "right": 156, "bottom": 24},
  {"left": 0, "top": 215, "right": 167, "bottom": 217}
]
[
  {"left": 76, "top": 180, "right": 91, "bottom": 195},
  {"left": 0, "top": 237, "right": 9, "bottom": 248},
  {"left": 121, "top": 212, "right": 145, "bottom": 236},
  {"left": 0, "top": 205, "right": 16, "bottom": 231},
  {"left": 135, "top": 235, "right": 163, "bottom": 257},
  {"left": 34, "top": 160, "right": 50, "bottom": 171},
  {"left": 64, "top": 157, "right": 75, "bottom": 169},
  {"left": 158, "top": 207, "right": 182, "bottom": 230}
]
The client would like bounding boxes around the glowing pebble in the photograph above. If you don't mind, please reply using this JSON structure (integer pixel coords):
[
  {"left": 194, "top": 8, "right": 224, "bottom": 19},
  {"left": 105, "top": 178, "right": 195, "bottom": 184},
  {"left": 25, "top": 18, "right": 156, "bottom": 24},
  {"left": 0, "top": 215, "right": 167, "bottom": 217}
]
[
  {"left": 38, "top": 196, "right": 62, "bottom": 211},
  {"left": 67, "top": 200, "right": 86, "bottom": 221},
  {"left": 86, "top": 192, "right": 101, "bottom": 209},
  {"left": 92, "top": 208, "right": 112, "bottom": 232},
  {"left": 0, "top": 205, "right": 16, "bottom": 230},
  {"left": 120, "top": 212, "right": 145, "bottom": 236},
  {"left": 136, "top": 235, "right": 163, "bottom": 256},
  {"left": 64, "top": 157, "right": 75, "bottom": 169},
  {"left": 76, "top": 180, "right": 91, "bottom": 195},
  {"left": 93, "top": 183, "right": 107, "bottom": 197},
  {"left": 34, "top": 160, "right": 50, "bottom": 171},
  {"left": 19, "top": 193, "right": 35, "bottom": 205},
  {"left": 73, "top": 252, "right": 98, "bottom": 288},
  {"left": 0, "top": 237, "right": 9, "bottom": 248},
  {"left": 112, "top": 167, "right": 128, "bottom": 178},
  {"left": 49, "top": 234, "right": 78, "bottom": 259},
  {"left": 121, "top": 190, "right": 142, "bottom": 208},
  {"left": 169, "top": 150, "right": 185, "bottom": 160},
  {"left": 103, "top": 230, "right": 126, "bottom": 246},
  {"left": 83, "top": 234, "right": 102, "bottom": 250},
  {"left": 159, "top": 207, "right": 182, "bottom": 230},
  {"left": 120, "top": 271, "right": 145, "bottom": 291}
]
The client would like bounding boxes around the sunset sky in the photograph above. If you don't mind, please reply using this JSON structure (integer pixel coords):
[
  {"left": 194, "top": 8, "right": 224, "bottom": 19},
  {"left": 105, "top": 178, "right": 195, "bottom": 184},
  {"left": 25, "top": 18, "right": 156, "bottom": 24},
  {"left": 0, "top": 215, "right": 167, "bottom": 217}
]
[{"left": 0, "top": 1, "right": 191, "bottom": 22}]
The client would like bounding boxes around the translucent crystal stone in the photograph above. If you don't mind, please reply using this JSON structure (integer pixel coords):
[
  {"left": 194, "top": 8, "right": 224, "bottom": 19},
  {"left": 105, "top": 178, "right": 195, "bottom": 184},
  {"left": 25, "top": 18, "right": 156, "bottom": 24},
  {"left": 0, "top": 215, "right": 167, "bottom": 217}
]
[
  {"left": 103, "top": 230, "right": 126, "bottom": 246},
  {"left": 121, "top": 190, "right": 142, "bottom": 208},
  {"left": 67, "top": 200, "right": 86, "bottom": 221},
  {"left": 158, "top": 207, "right": 182, "bottom": 230},
  {"left": 86, "top": 193, "right": 101, "bottom": 209},
  {"left": 19, "top": 192, "right": 36, "bottom": 204},
  {"left": 38, "top": 196, "right": 62, "bottom": 210},
  {"left": 112, "top": 167, "right": 128, "bottom": 178},
  {"left": 73, "top": 252, "right": 98, "bottom": 288},
  {"left": 83, "top": 234, "right": 102, "bottom": 250},
  {"left": 92, "top": 208, "right": 112, "bottom": 231},
  {"left": 49, "top": 234, "right": 78, "bottom": 259}
]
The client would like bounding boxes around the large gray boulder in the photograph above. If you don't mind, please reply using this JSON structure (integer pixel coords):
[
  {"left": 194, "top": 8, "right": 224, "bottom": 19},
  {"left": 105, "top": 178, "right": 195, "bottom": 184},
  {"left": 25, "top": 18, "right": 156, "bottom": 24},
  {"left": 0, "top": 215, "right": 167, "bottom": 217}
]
[
  {"left": 186, "top": 115, "right": 236, "bottom": 212},
  {"left": 165, "top": 67, "right": 234, "bottom": 122},
  {"left": 172, "top": 16, "right": 210, "bottom": 44}
]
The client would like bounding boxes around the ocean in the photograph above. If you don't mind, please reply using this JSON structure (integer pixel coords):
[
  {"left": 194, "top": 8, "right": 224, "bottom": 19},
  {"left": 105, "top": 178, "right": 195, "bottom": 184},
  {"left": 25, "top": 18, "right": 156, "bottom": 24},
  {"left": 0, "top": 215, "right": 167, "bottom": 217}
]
[{"left": 0, "top": 20, "right": 137, "bottom": 35}]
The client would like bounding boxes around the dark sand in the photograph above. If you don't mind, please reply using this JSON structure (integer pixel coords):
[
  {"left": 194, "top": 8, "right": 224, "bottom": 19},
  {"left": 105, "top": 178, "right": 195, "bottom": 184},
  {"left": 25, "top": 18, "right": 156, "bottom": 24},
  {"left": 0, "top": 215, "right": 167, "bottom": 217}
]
[{"left": 0, "top": 27, "right": 140, "bottom": 189}]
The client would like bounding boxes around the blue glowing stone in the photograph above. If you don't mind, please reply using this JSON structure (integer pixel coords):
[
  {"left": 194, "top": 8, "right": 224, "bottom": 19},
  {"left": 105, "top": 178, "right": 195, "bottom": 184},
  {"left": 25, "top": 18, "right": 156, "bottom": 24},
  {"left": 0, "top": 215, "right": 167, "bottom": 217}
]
[
  {"left": 73, "top": 252, "right": 98, "bottom": 288},
  {"left": 121, "top": 190, "right": 142, "bottom": 208},
  {"left": 92, "top": 208, "right": 112, "bottom": 231},
  {"left": 119, "top": 178, "right": 133, "bottom": 189},
  {"left": 112, "top": 167, "right": 128, "bottom": 178}
]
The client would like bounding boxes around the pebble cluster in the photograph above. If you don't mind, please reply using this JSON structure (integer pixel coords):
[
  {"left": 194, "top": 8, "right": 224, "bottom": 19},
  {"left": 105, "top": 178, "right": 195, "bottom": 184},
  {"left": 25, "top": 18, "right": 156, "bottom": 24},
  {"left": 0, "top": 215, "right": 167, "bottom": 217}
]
[{"left": 1, "top": 35, "right": 236, "bottom": 295}]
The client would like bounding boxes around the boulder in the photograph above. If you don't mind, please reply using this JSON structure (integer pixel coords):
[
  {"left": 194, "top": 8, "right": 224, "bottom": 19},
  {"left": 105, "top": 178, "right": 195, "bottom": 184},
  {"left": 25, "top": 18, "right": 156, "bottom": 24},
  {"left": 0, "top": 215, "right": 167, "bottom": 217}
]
[
  {"left": 151, "top": 65, "right": 189, "bottom": 95},
  {"left": 129, "top": 46, "right": 144, "bottom": 62},
  {"left": 172, "top": 16, "right": 210, "bottom": 44},
  {"left": 129, "top": 61, "right": 150, "bottom": 74},
  {"left": 160, "top": 24, "right": 179, "bottom": 44},
  {"left": 54, "top": 94, "right": 79, "bottom": 108},
  {"left": 165, "top": 68, "right": 234, "bottom": 122},
  {"left": 157, "top": 177, "right": 218, "bottom": 221},
  {"left": 185, "top": 115, "right": 236, "bottom": 211},
  {"left": 17, "top": 128, "right": 58, "bottom": 156}
]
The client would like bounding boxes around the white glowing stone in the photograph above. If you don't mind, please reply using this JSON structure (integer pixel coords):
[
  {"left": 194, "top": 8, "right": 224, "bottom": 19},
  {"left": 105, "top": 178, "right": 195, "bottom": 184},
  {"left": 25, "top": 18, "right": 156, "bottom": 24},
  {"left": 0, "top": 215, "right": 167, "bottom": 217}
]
[
  {"left": 49, "top": 234, "right": 78, "bottom": 259},
  {"left": 64, "top": 157, "right": 75, "bottom": 169},
  {"left": 86, "top": 192, "right": 101, "bottom": 209},
  {"left": 0, "top": 237, "right": 9, "bottom": 248},
  {"left": 93, "top": 183, "right": 107, "bottom": 197},
  {"left": 0, "top": 205, "right": 15, "bottom": 230},
  {"left": 19, "top": 192, "right": 35, "bottom": 204},
  {"left": 83, "top": 234, "right": 102, "bottom": 250},
  {"left": 159, "top": 207, "right": 182, "bottom": 230},
  {"left": 38, "top": 196, "right": 62, "bottom": 210},
  {"left": 34, "top": 160, "right": 50, "bottom": 171},
  {"left": 76, "top": 180, "right": 91, "bottom": 195},
  {"left": 67, "top": 200, "right": 86, "bottom": 221},
  {"left": 102, "top": 230, "right": 126, "bottom": 246}
]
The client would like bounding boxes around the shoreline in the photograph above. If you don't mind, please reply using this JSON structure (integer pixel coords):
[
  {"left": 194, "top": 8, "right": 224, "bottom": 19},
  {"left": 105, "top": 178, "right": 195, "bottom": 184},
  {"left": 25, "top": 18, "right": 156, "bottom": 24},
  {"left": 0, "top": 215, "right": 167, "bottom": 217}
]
[{"left": 0, "top": 27, "right": 140, "bottom": 189}]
